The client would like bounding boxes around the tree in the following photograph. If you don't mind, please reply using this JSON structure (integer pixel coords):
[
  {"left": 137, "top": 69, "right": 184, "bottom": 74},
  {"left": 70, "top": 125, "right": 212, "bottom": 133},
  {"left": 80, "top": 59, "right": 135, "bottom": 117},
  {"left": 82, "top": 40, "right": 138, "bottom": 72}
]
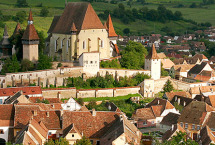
[
  {"left": 120, "top": 41, "right": 148, "bottom": 69},
  {"left": 37, "top": 54, "right": 52, "bottom": 70},
  {"left": 21, "top": 59, "right": 34, "bottom": 72},
  {"left": 162, "top": 131, "right": 198, "bottom": 145},
  {"left": 163, "top": 79, "right": 174, "bottom": 93},
  {"left": 1, "top": 55, "right": 20, "bottom": 74},
  {"left": 14, "top": 11, "right": 26, "bottom": 23},
  {"left": 123, "top": 28, "right": 130, "bottom": 35},
  {"left": 16, "top": 0, "right": 28, "bottom": 7},
  {"left": 87, "top": 99, "right": 97, "bottom": 110},
  {"left": 190, "top": 3, "right": 197, "bottom": 8},
  {"left": 161, "top": 63, "right": 169, "bottom": 76},
  {"left": 77, "top": 98, "right": 84, "bottom": 106},
  {"left": 40, "top": 7, "right": 49, "bottom": 17},
  {"left": 74, "top": 136, "right": 92, "bottom": 145},
  {"left": 45, "top": 138, "right": 69, "bottom": 145}
]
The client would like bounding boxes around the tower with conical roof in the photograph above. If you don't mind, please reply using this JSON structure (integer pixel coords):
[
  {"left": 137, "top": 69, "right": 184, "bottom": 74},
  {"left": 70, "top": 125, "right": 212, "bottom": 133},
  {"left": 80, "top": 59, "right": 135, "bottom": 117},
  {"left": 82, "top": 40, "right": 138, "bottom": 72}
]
[
  {"left": 144, "top": 44, "right": 161, "bottom": 80},
  {"left": 0, "top": 25, "right": 12, "bottom": 57},
  {"left": 22, "top": 10, "right": 39, "bottom": 62},
  {"left": 105, "top": 14, "right": 119, "bottom": 56}
]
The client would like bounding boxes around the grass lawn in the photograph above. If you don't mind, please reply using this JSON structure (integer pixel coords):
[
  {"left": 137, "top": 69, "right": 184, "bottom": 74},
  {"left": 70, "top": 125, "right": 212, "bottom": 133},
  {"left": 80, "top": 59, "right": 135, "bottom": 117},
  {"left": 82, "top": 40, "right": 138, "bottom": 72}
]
[{"left": 76, "top": 93, "right": 141, "bottom": 102}]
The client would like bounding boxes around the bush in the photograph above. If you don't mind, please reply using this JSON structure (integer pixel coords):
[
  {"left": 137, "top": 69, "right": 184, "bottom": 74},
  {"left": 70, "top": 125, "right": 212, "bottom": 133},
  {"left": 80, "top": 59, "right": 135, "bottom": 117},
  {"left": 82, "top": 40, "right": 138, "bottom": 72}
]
[
  {"left": 16, "top": 0, "right": 28, "bottom": 7},
  {"left": 40, "top": 7, "right": 49, "bottom": 17},
  {"left": 87, "top": 99, "right": 97, "bottom": 110},
  {"left": 77, "top": 98, "right": 84, "bottom": 106}
]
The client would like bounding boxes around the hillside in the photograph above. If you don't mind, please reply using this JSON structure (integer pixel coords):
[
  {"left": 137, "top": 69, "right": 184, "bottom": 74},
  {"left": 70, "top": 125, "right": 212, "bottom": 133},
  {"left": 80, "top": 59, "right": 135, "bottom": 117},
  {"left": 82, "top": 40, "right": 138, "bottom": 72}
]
[{"left": 0, "top": 0, "right": 214, "bottom": 37}]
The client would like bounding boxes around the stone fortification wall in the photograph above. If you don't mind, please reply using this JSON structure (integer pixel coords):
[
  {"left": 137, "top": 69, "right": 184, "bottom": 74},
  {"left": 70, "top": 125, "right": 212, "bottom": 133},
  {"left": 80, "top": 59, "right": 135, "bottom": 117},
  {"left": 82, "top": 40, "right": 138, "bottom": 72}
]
[
  {"left": 170, "top": 79, "right": 191, "bottom": 91},
  {"left": 42, "top": 86, "right": 140, "bottom": 99}
]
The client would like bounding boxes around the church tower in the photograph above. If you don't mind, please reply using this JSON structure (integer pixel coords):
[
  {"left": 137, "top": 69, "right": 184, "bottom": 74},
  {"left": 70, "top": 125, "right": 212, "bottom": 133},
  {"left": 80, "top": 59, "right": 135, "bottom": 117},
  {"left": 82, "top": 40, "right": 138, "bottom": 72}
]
[
  {"left": 144, "top": 44, "right": 161, "bottom": 80},
  {"left": 22, "top": 10, "right": 39, "bottom": 62}
]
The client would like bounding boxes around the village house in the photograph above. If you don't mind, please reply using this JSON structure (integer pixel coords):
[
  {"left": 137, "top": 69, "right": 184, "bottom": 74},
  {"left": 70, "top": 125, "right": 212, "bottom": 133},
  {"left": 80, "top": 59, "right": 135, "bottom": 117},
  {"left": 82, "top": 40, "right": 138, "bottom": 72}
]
[
  {"left": 0, "top": 86, "right": 42, "bottom": 104},
  {"left": 161, "top": 59, "right": 175, "bottom": 71},
  {"left": 46, "top": 2, "right": 119, "bottom": 61},
  {"left": 188, "top": 62, "right": 213, "bottom": 79},
  {"left": 178, "top": 101, "right": 215, "bottom": 141},
  {"left": 198, "top": 126, "right": 215, "bottom": 145},
  {"left": 189, "top": 86, "right": 215, "bottom": 98},
  {"left": 132, "top": 98, "right": 179, "bottom": 129},
  {"left": 169, "top": 64, "right": 195, "bottom": 80},
  {"left": 163, "top": 91, "right": 192, "bottom": 101},
  {"left": 160, "top": 112, "right": 180, "bottom": 133},
  {"left": 0, "top": 105, "right": 14, "bottom": 144}
]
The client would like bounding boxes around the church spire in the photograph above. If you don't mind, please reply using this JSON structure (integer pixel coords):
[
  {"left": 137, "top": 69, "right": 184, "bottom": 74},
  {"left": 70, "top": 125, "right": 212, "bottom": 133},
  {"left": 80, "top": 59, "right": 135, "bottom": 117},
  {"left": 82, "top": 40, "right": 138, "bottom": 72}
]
[
  {"left": 13, "top": 22, "right": 21, "bottom": 36},
  {"left": 145, "top": 44, "right": 160, "bottom": 59},
  {"left": 3, "top": 25, "right": 9, "bottom": 38},
  {"left": 28, "top": 9, "right": 33, "bottom": 25},
  {"left": 106, "top": 14, "right": 117, "bottom": 37}
]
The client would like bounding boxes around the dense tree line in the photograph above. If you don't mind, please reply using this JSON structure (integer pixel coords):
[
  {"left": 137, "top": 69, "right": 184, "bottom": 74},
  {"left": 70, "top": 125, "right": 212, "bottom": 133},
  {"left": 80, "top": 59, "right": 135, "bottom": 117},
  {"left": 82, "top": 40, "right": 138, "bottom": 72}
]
[
  {"left": 67, "top": 73, "right": 150, "bottom": 89},
  {"left": 99, "top": 4, "right": 183, "bottom": 24}
]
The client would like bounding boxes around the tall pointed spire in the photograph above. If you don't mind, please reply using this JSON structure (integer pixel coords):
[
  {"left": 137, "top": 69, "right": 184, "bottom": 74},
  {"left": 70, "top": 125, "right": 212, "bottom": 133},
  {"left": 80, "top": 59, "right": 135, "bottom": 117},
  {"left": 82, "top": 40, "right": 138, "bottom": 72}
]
[
  {"left": 106, "top": 14, "right": 117, "bottom": 37},
  {"left": 70, "top": 22, "right": 77, "bottom": 32},
  {"left": 3, "top": 25, "right": 9, "bottom": 38},
  {"left": 28, "top": 9, "right": 33, "bottom": 25},
  {"left": 13, "top": 22, "right": 22, "bottom": 36},
  {"left": 145, "top": 44, "right": 160, "bottom": 59}
]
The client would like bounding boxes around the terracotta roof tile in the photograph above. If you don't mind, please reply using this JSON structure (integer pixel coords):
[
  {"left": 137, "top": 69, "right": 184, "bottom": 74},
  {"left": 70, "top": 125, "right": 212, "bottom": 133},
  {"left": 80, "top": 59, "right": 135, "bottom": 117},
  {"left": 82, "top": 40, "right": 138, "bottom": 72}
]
[
  {"left": 106, "top": 14, "right": 117, "bottom": 37},
  {"left": 132, "top": 108, "right": 155, "bottom": 121},
  {"left": 14, "top": 104, "right": 61, "bottom": 129},
  {"left": 28, "top": 10, "right": 33, "bottom": 21},
  {"left": 22, "top": 24, "right": 39, "bottom": 40},
  {"left": 0, "top": 86, "right": 42, "bottom": 97},
  {"left": 0, "top": 104, "right": 14, "bottom": 126},
  {"left": 62, "top": 111, "right": 121, "bottom": 138},
  {"left": 208, "top": 95, "right": 215, "bottom": 107},
  {"left": 52, "top": 2, "right": 104, "bottom": 34},
  {"left": 160, "top": 112, "right": 180, "bottom": 126},
  {"left": 165, "top": 91, "right": 192, "bottom": 101},
  {"left": 70, "top": 22, "right": 77, "bottom": 32}
]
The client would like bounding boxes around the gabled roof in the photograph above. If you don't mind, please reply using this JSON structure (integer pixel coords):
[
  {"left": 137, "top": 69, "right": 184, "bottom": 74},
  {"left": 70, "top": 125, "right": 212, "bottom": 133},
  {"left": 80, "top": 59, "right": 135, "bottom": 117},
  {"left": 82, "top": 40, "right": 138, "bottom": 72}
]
[
  {"left": 188, "top": 62, "right": 211, "bottom": 75},
  {"left": 164, "top": 91, "right": 192, "bottom": 101},
  {"left": 145, "top": 44, "right": 160, "bottom": 59},
  {"left": 161, "top": 59, "right": 174, "bottom": 69},
  {"left": 14, "top": 104, "right": 61, "bottom": 129},
  {"left": 62, "top": 123, "right": 82, "bottom": 138},
  {"left": 162, "top": 124, "right": 186, "bottom": 141},
  {"left": 0, "top": 86, "right": 42, "bottom": 97},
  {"left": 47, "top": 16, "right": 60, "bottom": 34},
  {"left": 193, "top": 54, "right": 208, "bottom": 61},
  {"left": 132, "top": 108, "right": 156, "bottom": 121},
  {"left": 199, "top": 126, "right": 215, "bottom": 145},
  {"left": 106, "top": 14, "right": 117, "bottom": 37},
  {"left": 157, "top": 53, "right": 166, "bottom": 59},
  {"left": 62, "top": 111, "right": 121, "bottom": 138},
  {"left": 178, "top": 101, "right": 214, "bottom": 125},
  {"left": 51, "top": 2, "right": 105, "bottom": 34},
  {"left": 0, "top": 104, "right": 14, "bottom": 126},
  {"left": 160, "top": 112, "right": 180, "bottom": 126}
]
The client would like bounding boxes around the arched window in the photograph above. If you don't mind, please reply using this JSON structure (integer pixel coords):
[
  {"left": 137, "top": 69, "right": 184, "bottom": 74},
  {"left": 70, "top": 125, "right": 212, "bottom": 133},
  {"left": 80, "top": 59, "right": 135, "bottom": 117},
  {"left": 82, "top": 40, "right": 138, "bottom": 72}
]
[
  {"left": 101, "top": 40, "right": 104, "bottom": 48},
  {"left": 55, "top": 40, "right": 57, "bottom": 52},
  {"left": 66, "top": 40, "right": 69, "bottom": 53}
]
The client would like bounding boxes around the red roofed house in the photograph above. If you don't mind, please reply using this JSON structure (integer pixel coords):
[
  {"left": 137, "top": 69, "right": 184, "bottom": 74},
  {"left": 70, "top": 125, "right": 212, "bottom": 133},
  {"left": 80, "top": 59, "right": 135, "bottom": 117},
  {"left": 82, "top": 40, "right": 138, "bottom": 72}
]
[
  {"left": 63, "top": 110, "right": 142, "bottom": 145},
  {"left": 47, "top": 2, "right": 119, "bottom": 62},
  {"left": 132, "top": 98, "right": 179, "bottom": 129},
  {"left": 178, "top": 101, "right": 215, "bottom": 141},
  {"left": 0, "top": 105, "right": 15, "bottom": 144},
  {"left": 0, "top": 86, "right": 42, "bottom": 104},
  {"left": 22, "top": 10, "right": 39, "bottom": 62}
]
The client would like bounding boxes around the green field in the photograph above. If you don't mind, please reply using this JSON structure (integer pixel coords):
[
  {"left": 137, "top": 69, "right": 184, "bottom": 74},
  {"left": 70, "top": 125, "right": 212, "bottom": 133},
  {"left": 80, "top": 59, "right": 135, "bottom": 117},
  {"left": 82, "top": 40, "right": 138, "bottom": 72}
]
[{"left": 0, "top": 0, "right": 214, "bottom": 37}]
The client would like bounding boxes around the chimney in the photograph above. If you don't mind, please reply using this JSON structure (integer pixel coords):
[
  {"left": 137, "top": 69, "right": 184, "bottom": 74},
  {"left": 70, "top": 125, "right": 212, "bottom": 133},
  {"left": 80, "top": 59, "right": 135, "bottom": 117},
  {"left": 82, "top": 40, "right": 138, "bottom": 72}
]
[
  {"left": 172, "top": 124, "right": 174, "bottom": 131},
  {"left": 158, "top": 100, "right": 160, "bottom": 105},
  {"left": 58, "top": 92, "right": 61, "bottom": 99},
  {"left": 46, "top": 112, "right": 49, "bottom": 117},
  {"left": 92, "top": 109, "right": 96, "bottom": 116},
  {"left": 184, "top": 101, "right": 186, "bottom": 106},
  {"left": 33, "top": 110, "right": 37, "bottom": 116}
]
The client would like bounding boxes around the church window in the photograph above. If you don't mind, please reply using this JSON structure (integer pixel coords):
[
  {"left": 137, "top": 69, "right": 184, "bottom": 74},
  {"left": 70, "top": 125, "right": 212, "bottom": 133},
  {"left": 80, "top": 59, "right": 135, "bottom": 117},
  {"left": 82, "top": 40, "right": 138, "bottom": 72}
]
[
  {"left": 61, "top": 39, "right": 64, "bottom": 48},
  {"left": 83, "top": 41, "right": 86, "bottom": 49}
]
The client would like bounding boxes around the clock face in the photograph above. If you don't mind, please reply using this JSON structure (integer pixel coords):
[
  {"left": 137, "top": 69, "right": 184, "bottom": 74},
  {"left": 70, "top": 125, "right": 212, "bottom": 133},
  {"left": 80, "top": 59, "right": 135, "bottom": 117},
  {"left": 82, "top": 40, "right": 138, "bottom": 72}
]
[{"left": 28, "top": 21, "right": 33, "bottom": 25}]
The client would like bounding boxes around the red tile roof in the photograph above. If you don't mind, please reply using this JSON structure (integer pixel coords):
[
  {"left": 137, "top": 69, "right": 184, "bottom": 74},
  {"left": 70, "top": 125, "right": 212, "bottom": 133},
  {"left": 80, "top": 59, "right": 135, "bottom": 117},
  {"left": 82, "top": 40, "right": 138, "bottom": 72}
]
[
  {"left": 13, "top": 22, "right": 21, "bottom": 36},
  {"left": 145, "top": 44, "right": 160, "bottom": 59},
  {"left": 0, "top": 86, "right": 42, "bottom": 97},
  {"left": 132, "top": 108, "right": 155, "bottom": 121},
  {"left": 22, "top": 24, "right": 39, "bottom": 40},
  {"left": 62, "top": 111, "right": 121, "bottom": 138},
  {"left": 51, "top": 2, "right": 105, "bottom": 34},
  {"left": 28, "top": 10, "right": 33, "bottom": 21},
  {"left": 14, "top": 104, "right": 61, "bottom": 129},
  {"left": 106, "top": 14, "right": 117, "bottom": 37},
  {"left": 0, "top": 104, "right": 14, "bottom": 126}
]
